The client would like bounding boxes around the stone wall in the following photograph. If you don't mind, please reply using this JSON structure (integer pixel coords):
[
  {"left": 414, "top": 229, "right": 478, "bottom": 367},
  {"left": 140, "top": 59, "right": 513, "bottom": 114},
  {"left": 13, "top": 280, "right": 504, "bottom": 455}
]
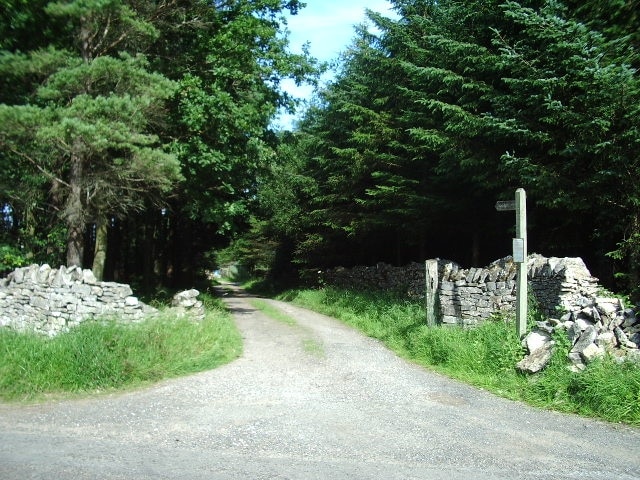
[
  {"left": 436, "top": 257, "right": 517, "bottom": 326},
  {"left": 0, "top": 264, "right": 204, "bottom": 336},
  {"left": 528, "top": 256, "right": 600, "bottom": 317},
  {"left": 436, "top": 255, "right": 604, "bottom": 326},
  {"left": 322, "top": 255, "right": 640, "bottom": 368},
  {"left": 321, "top": 254, "right": 612, "bottom": 326},
  {"left": 321, "top": 263, "right": 425, "bottom": 298}
]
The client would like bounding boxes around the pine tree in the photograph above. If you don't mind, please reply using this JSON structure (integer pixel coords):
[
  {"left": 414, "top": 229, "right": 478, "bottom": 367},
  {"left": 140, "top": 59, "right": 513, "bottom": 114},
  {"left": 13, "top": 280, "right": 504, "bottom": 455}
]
[{"left": 0, "top": 1, "right": 181, "bottom": 270}]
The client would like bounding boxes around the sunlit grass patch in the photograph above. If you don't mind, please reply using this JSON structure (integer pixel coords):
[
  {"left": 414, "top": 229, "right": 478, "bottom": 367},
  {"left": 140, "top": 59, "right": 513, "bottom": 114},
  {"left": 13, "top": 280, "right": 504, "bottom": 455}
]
[
  {"left": 302, "top": 337, "right": 325, "bottom": 358},
  {"left": 0, "top": 301, "right": 241, "bottom": 402},
  {"left": 249, "top": 298, "right": 297, "bottom": 326}
]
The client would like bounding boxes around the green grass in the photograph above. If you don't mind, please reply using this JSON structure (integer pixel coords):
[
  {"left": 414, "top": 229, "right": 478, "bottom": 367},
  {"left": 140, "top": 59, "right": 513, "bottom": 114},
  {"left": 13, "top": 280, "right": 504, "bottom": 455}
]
[
  {"left": 302, "top": 338, "right": 325, "bottom": 358},
  {"left": 279, "top": 287, "right": 640, "bottom": 425},
  {"left": 249, "top": 295, "right": 325, "bottom": 358},
  {"left": 249, "top": 298, "right": 297, "bottom": 326},
  {"left": 0, "top": 294, "right": 242, "bottom": 402}
]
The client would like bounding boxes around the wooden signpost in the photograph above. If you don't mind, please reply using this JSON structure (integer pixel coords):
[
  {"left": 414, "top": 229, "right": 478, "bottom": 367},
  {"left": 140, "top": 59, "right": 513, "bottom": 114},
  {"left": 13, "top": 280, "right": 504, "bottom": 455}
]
[{"left": 495, "top": 188, "right": 527, "bottom": 339}]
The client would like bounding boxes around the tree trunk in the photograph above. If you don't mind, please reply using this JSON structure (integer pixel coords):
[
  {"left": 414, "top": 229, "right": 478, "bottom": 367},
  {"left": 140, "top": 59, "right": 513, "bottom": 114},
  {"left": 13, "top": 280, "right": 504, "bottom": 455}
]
[
  {"left": 92, "top": 217, "right": 108, "bottom": 280},
  {"left": 142, "top": 209, "right": 156, "bottom": 293},
  {"left": 629, "top": 213, "right": 640, "bottom": 302},
  {"left": 66, "top": 17, "right": 92, "bottom": 269},
  {"left": 66, "top": 146, "right": 85, "bottom": 267}
]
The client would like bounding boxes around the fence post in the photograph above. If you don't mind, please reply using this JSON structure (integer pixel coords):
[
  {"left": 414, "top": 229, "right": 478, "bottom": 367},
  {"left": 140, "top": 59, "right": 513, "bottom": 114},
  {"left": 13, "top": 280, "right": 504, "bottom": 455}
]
[{"left": 425, "top": 259, "right": 438, "bottom": 326}]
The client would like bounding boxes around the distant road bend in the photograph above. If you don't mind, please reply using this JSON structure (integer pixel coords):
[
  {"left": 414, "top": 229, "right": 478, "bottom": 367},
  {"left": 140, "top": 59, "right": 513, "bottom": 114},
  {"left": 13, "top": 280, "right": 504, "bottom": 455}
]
[{"left": 1, "top": 284, "right": 639, "bottom": 479}]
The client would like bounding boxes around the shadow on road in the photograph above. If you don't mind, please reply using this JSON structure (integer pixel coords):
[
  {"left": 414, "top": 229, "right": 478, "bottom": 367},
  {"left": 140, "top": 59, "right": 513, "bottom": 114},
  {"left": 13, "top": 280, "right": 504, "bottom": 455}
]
[{"left": 213, "top": 283, "right": 253, "bottom": 297}]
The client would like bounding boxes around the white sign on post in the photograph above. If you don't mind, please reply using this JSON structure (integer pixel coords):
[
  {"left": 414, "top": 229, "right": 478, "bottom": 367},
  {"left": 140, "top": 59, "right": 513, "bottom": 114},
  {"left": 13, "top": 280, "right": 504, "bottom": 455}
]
[
  {"left": 512, "top": 238, "right": 525, "bottom": 263},
  {"left": 495, "top": 200, "right": 516, "bottom": 211}
]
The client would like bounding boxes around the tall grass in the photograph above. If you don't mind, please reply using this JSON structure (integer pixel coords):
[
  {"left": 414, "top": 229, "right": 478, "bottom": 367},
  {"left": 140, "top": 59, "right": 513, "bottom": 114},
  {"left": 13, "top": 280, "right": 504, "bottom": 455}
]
[
  {"left": 0, "top": 295, "right": 241, "bottom": 402},
  {"left": 280, "top": 287, "right": 640, "bottom": 425}
]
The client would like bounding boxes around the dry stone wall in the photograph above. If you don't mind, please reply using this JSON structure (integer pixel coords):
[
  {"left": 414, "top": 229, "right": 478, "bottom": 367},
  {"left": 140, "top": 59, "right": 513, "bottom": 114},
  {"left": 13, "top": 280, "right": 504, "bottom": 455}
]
[
  {"left": 322, "top": 254, "right": 640, "bottom": 368},
  {"left": 436, "top": 255, "right": 603, "bottom": 326},
  {"left": 436, "top": 257, "right": 518, "bottom": 326},
  {"left": 321, "top": 254, "right": 624, "bottom": 326},
  {"left": 0, "top": 264, "right": 204, "bottom": 336},
  {"left": 321, "top": 263, "right": 425, "bottom": 298}
]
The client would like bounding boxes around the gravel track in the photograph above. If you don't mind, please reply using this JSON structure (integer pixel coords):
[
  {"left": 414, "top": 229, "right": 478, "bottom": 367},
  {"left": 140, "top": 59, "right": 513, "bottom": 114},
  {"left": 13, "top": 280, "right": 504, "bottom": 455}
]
[{"left": 1, "top": 284, "right": 639, "bottom": 479}]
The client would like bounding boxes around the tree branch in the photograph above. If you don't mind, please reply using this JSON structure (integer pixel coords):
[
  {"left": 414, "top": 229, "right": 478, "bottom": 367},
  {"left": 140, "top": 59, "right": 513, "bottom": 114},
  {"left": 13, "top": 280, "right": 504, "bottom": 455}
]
[
  {"left": 1, "top": 142, "right": 71, "bottom": 188},
  {"left": 90, "top": 13, "right": 112, "bottom": 59},
  {"left": 97, "top": 32, "right": 128, "bottom": 58}
]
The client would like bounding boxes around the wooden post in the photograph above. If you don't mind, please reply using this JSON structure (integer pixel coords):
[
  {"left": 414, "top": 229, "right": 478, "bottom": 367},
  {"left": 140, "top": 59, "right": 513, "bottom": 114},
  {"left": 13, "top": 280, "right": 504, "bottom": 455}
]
[
  {"left": 515, "top": 188, "right": 527, "bottom": 339},
  {"left": 495, "top": 189, "right": 528, "bottom": 339},
  {"left": 425, "top": 260, "right": 438, "bottom": 326}
]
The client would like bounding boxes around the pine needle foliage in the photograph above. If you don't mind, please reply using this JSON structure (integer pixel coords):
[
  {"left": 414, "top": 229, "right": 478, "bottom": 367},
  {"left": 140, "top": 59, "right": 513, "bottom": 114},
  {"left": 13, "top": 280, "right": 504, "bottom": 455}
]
[{"left": 251, "top": 0, "right": 640, "bottom": 297}]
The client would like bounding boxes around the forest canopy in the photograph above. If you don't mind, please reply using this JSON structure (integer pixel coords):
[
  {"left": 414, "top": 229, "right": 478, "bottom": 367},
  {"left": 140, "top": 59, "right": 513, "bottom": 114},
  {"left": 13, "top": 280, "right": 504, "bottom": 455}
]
[
  {"left": 0, "top": 0, "right": 318, "bottom": 287},
  {"left": 1, "top": 0, "right": 639, "bottom": 300},
  {"left": 251, "top": 0, "right": 640, "bottom": 298}
]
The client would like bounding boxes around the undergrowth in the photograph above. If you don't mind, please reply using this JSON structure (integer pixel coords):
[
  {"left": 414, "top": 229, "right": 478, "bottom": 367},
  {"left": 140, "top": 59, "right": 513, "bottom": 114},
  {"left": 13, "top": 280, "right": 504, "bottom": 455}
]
[
  {"left": 0, "top": 293, "right": 242, "bottom": 402},
  {"left": 280, "top": 287, "right": 640, "bottom": 425}
]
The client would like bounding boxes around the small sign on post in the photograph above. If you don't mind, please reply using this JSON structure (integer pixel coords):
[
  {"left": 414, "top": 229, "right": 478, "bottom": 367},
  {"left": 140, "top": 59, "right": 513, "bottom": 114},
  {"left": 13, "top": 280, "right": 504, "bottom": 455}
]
[
  {"left": 512, "top": 238, "right": 525, "bottom": 263},
  {"left": 495, "top": 200, "right": 516, "bottom": 211},
  {"left": 496, "top": 188, "right": 528, "bottom": 339}
]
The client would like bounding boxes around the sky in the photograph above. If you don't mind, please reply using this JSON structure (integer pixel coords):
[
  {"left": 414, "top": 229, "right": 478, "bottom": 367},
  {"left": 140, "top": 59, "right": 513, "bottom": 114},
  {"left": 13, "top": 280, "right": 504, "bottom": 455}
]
[{"left": 275, "top": 0, "right": 397, "bottom": 129}]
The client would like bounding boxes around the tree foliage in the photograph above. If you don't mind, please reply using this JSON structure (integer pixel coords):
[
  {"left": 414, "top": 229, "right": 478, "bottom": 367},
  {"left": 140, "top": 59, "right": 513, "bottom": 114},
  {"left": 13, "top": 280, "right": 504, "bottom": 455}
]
[
  {"left": 252, "top": 0, "right": 640, "bottom": 298},
  {"left": 0, "top": 0, "right": 319, "bottom": 287},
  {"left": 2, "top": 0, "right": 639, "bottom": 299},
  {"left": 0, "top": 0, "right": 181, "bottom": 268}
]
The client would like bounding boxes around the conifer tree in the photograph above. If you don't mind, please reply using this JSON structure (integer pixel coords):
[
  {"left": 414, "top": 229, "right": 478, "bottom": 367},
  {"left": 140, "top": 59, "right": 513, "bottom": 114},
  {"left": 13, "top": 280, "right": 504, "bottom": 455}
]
[
  {"left": 261, "top": 0, "right": 640, "bottom": 295},
  {"left": 0, "top": 0, "right": 181, "bottom": 271}
]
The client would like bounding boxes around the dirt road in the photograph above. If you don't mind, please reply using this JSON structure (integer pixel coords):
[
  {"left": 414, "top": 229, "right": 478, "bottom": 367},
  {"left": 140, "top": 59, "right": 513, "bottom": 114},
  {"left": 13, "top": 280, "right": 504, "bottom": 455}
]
[{"left": 1, "top": 285, "right": 639, "bottom": 479}]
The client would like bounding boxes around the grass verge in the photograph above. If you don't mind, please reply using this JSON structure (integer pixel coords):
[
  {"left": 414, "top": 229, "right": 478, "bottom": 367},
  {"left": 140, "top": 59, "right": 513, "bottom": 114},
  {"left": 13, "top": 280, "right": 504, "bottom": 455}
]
[
  {"left": 249, "top": 296, "right": 325, "bottom": 358},
  {"left": 249, "top": 298, "right": 297, "bottom": 326},
  {"left": 0, "top": 293, "right": 242, "bottom": 402},
  {"left": 279, "top": 287, "right": 640, "bottom": 425}
]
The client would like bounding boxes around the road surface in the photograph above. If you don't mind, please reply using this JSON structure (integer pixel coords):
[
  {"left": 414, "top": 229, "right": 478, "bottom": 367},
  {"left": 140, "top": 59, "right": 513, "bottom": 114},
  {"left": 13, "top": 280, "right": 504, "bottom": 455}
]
[{"left": 1, "top": 284, "right": 639, "bottom": 479}]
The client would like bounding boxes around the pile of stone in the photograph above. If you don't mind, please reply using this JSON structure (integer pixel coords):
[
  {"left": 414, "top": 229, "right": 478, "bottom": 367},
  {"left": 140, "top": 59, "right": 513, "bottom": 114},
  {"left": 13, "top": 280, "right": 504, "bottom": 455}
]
[
  {"left": 518, "top": 297, "right": 639, "bottom": 373},
  {"left": 171, "top": 289, "right": 205, "bottom": 320},
  {"left": 0, "top": 264, "right": 207, "bottom": 336}
]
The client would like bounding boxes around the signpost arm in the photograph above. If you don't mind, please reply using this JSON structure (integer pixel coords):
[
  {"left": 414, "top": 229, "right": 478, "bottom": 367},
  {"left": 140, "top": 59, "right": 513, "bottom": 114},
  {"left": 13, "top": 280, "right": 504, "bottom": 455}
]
[{"left": 515, "top": 188, "right": 527, "bottom": 339}]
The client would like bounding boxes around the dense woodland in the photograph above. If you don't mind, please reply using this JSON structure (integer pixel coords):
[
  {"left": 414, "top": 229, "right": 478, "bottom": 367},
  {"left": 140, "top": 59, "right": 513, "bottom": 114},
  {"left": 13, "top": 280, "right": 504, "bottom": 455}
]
[{"left": 1, "top": 0, "right": 639, "bottom": 300}]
